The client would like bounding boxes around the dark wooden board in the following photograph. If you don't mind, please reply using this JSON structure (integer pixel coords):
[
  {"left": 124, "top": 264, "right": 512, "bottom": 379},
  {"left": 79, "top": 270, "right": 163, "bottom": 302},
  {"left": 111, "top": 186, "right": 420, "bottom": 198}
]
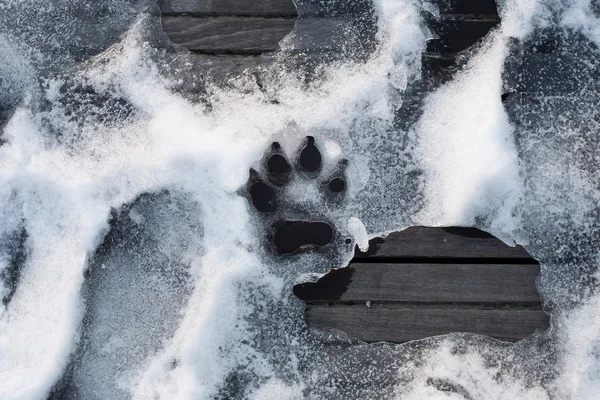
[
  {"left": 280, "top": 18, "right": 353, "bottom": 52},
  {"left": 306, "top": 304, "right": 549, "bottom": 342},
  {"left": 355, "top": 226, "right": 533, "bottom": 260},
  {"left": 429, "top": 0, "right": 499, "bottom": 15},
  {"left": 426, "top": 17, "right": 500, "bottom": 53},
  {"left": 158, "top": 0, "right": 298, "bottom": 16},
  {"left": 295, "top": 263, "right": 542, "bottom": 303},
  {"left": 187, "top": 54, "right": 275, "bottom": 82},
  {"left": 162, "top": 16, "right": 296, "bottom": 53},
  {"left": 294, "top": 0, "right": 375, "bottom": 17},
  {"left": 162, "top": 16, "right": 352, "bottom": 54},
  {"left": 158, "top": 0, "right": 372, "bottom": 18},
  {"left": 298, "top": 227, "right": 548, "bottom": 343}
]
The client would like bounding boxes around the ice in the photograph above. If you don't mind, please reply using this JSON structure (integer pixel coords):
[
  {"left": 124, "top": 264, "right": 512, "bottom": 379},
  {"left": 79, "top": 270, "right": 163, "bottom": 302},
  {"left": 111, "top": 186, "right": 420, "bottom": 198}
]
[{"left": 0, "top": 0, "right": 599, "bottom": 399}]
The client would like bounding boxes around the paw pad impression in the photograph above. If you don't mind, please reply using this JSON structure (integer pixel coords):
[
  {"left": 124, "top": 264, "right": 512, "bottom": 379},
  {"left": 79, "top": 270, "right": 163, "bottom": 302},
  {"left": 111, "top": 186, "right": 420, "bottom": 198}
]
[{"left": 246, "top": 136, "right": 348, "bottom": 254}]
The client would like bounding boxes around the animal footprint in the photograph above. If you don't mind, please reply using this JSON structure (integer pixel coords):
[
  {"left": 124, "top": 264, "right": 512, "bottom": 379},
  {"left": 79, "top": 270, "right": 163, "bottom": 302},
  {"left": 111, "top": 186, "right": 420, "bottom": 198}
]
[{"left": 245, "top": 136, "right": 348, "bottom": 254}]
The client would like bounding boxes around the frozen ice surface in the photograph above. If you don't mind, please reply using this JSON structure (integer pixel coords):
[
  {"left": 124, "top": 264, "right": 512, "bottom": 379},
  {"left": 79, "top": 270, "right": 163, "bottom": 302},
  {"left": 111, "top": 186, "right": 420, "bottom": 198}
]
[{"left": 0, "top": 0, "right": 599, "bottom": 399}]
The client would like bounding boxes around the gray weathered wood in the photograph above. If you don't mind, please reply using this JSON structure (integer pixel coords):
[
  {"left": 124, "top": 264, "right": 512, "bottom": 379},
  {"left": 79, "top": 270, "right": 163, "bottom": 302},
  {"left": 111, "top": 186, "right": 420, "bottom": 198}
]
[
  {"left": 356, "top": 226, "right": 533, "bottom": 259},
  {"left": 293, "top": 0, "right": 374, "bottom": 17},
  {"left": 279, "top": 18, "right": 354, "bottom": 52},
  {"left": 298, "top": 263, "right": 542, "bottom": 303},
  {"left": 188, "top": 53, "right": 276, "bottom": 82},
  {"left": 162, "top": 16, "right": 296, "bottom": 53},
  {"left": 158, "top": 0, "right": 371, "bottom": 18},
  {"left": 297, "top": 227, "right": 548, "bottom": 343},
  {"left": 429, "top": 0, "right": 499, "bottom": 15},
  {"left": 427, "top": 18, "right": 500, "bottom": 53},
  {"left": 162, "top": 16, "right": 354, "bottom": 54},
  {"left": 306, "top": 304, "right": 549, "bottom": 342},
  {"left": 158, "top": 0, "right": 298, "bottom": 16}
]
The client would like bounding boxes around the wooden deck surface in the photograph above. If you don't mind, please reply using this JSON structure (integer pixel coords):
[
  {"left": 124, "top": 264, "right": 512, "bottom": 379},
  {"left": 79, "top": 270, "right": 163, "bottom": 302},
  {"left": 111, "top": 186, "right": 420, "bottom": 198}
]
[
  {"left": 156, "top": 1, "right": 549, "bottom": 343},
  {"left": 158, "top": 0, "right": 501, "bottom": 92}
]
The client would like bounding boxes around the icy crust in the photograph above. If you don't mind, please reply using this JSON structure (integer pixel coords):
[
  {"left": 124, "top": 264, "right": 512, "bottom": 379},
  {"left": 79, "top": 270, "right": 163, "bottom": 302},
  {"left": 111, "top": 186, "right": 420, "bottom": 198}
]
[
  {"left": 0, "top": 0, "right": 599, "bottom": 399},
  {"left": 50, "top": 191, "right": 202, "bottom": 399},
  {"left": 0, "top": 0, "right": 153, "bottom": 72}
]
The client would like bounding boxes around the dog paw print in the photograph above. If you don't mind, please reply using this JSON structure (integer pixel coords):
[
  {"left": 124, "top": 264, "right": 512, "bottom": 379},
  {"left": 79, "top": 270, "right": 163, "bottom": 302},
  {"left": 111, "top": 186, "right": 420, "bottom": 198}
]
[{"left": 245, "top": 136, "right": 349, "bottom": 254}]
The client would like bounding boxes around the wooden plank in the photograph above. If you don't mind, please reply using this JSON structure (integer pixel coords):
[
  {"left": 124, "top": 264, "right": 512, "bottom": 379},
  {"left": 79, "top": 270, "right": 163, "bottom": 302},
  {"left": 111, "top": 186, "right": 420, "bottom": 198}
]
[
  {"left": 426, "top": 17, "right": 499, "bottom": 53},
  {"left": 355, "top": 226, "right": 533, "bottom": 259},
  {"left": 421, "top": 52, "right": 460, "bottom": 87},
  {"left": 280, "top": 18, "right": 353, "bottom": 52},
  {"left": 162, "top": 16, "right": 296, "bottom": 53},
  {"left": 158, "top": 0, "right": 298, "bottom": 17},
  {"left": 294, "top": 263, "right": 542, "bottom": 303},
  {"left": 188, "top": 53, "right": 276, "bottom": 82},
  {"left": 294, "top": 0, "right": 374, "bottom": 17},
  {"left": 162, "top": 16, "right": 355, "bottom": 54},
  {"left": 158, "top": 0, "right": 373, "bottom": 18},
  {"left": 306, "top": 304, "right": 549, "bottom": 342},
  {"left": 428, "top": 0, "right": 499, "bottom": 16}
]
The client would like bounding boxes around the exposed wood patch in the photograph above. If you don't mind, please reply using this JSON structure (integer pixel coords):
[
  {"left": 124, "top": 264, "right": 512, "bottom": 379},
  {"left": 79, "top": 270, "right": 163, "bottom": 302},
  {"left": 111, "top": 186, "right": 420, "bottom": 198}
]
[
  {"left": 159, "top": 0, "right": 299, "bottom": 55},
  {"left": 422, "top": 0, "right": 501, "bottom": 86},
  {"left": 161, "top": 16, "right": 296, "bottom": 54},
  {"left": 158, "top": 0, "right": 298, "bottom": 17},
  {"left": 296, "top": 227, "right": 549, "bottom": 343},
  {"left": 161, "top": 16, "right": 355, "bottom": 55},
  {"left": 294, "top": 263, "right": 542, "bottom": 303},
  {"left": 306, "top": 304, "right": 549, "bottom": 343},
  {"left": 426, "top": 17, "right": 500, "bottom": 53},
  {"left": 158, "top": 0, "right": 374, "bottom": 60},
  {"left": 432, "top": 0, "right": 499, "bottom": 15}
]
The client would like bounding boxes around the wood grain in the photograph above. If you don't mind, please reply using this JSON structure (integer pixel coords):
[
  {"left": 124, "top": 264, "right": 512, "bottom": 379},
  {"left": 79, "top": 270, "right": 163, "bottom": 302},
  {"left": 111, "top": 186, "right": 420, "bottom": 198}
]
[
  {"left": 158, "top": 0, "right": 298, "bottom": 16},
  {"left": 188, "top": 53, "right": 275, "bottom": 77},
  {"left": 162, "top": 16, "right": 353, "bottom": 54},
  {"left": 355, "top": 226, "right": 533, "bottom": 260},
  {"left": 158, "top": 0, "right": 373, "bottom": 18},
  {"left": 298, "top": 227, "right": 547, "bottom": 343},
  {"left": 295, "top": 263, "right": 542, "bottom": 303},
  {"left": 428, "top": 0, "right": 499, "bottom": 15},
  {"left": 306, "top": 304, "right": 549, "bottom": 342},
  {"left": 162, "top": 16, "right": 296, "bottom": 53},
  {"left": 427, "top": 17, "right": 500, "bottom": 53},
  {"left": 294, "top": 0, "right": 375, "bottom": 17},
  {"left": 280, "top": 18, "right": 353, "bottom": 51}
]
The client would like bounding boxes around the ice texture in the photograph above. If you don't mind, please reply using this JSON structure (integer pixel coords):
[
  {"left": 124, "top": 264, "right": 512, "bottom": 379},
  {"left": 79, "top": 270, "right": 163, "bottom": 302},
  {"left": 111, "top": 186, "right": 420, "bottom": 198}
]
[{"left": 0, "top": 0, "right": 599, "bottom": 399}]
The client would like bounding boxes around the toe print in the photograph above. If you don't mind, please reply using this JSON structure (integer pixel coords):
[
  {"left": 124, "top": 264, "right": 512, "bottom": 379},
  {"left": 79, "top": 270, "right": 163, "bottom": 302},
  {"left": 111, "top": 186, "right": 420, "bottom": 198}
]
[
  {"left": 323, "top": 158, "right": 348, "bottom": 200},
  {"left": 266, "top": 142, "right": 291, "bottom": 186},
  {"left": 328, "top": 178, "right": 345, "bottom": 193},
  {"left": 249, "top": 179, "right": 275, "bottom": 213},
  {"left": 273, "top": 221, "right": 334, "bottom": 255},
  {"left": 244, "top": 136, "right": 348, "bottom": 254},
  {"left": 299, "top": 136, "right": 322, "bottom": 172}
]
